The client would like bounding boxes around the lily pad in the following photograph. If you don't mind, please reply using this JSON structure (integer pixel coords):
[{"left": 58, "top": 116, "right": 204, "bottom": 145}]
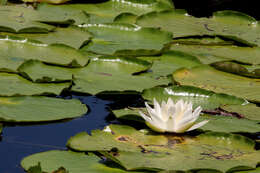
[
  {"left": 0, "top": 55, "right": 25, "bottom": 72},
  {"left": 0, "top": 35, "right": 88, "bottom": 67},
  {"left": 7, "top": 26, "right": 92, "bottom": 49},
  {"left": 0, "top": 5, "right": 55, "bottom": 33},
  {"left": 172, "top": 36, "right": 234, "bottom": 46},
  {"left": 71, "top": 56, "right": 169, "bottom": 95},
  {"left": 170, "top": 44, "right": 260, "bottom": 65},
  {"left": 221, "top": 104, "right": 260, "bottom": 121},
  {"left": 137, "top": 10, "right": 260, "bottom": 46},
  {"left": 211, "top": 61, "right": 260, "bottom": 78},
  {"left": 38, "top": 0, "right": 173, "bottom": 24},
  {"left": 0, "top": 96, "right": 87, "bottom": 122},
  {"left": 0, "top": 123, "right": 2, "bottom": 133},
  {"left": 142, "top": 85, "right": 246, "bottom": 110},
  {"left": 21, "top": 150, "right": 145, "bottom": 173},
  {"left": 173, "top": 65, "right": 260, "bottom": 102},
  {"left": 80, "top": 23, "right": 172, "bottom": 56},
  {"left": 18, "top": 60, "right": 75, "bottom": 83},
  {"left": 114, "top": 13, "right": 138, "bottom": 24},
  {"left": 67, "top": 124, "right": 260, "bottom": 172},
  {"left": 0, "top": 72, "right": 70, "bottom": 96},
  {"left": 112, "top": 108, "right": 260, "bottom": 133},
  {"left": 138, "top": 51, "right": 201, "bottom": 77}
]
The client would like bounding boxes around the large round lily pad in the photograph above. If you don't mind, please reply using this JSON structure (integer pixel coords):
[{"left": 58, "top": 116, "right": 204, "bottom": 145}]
[
  {"left": 80, "top": 23, "right": 172, "bottom": 56},
  {"left": 67, "top": 124, "right": 260, "bottom": 172},
  {"left": 0, "top": 72, "right": 70, "bottom": 96},
  {"left": 173, "top": 65, "right": 260, "bottom": 102},
  {"left": 21, "top": 150, "right": 144, "bottom": 173},
  {"left": 0, "top": 96, "right": 87, "bottom": 122},
  {"left": 142, "top": 85, "right": 246, "bottom": 110}
]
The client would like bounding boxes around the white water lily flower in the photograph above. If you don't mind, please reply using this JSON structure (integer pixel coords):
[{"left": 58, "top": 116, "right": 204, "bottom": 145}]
[{"left": 139, "top": 98, "right": 209, "bottom": 133}]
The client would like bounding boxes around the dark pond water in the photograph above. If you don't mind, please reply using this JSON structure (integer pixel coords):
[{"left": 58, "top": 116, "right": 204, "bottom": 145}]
[{"left": 0, "top": 95, "right": 112, "bottom": 173}]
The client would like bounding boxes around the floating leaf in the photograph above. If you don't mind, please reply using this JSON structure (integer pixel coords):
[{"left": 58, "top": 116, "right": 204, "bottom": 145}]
[
  {"left": 0, "top": 55, "right": 25, "bottom": 72},
  {"left": 67, "top": 124, "right": 260, "bottom": 172},
  {"left": 170, "top": 44, "right": 260, "bottom": 65},
  {"left": 0, "top": 96, "right": 87, "bottom": 122},
  {"left": 0, "top": 5, "right": 55, "bottom": 33},
  {"left": 21, "top": 150, "right": 144, "bottom": 173},
  {"left": 4, "top": 26, "right": 92, "bottom": 49},
  {"left": 173, "top": 65, "right": 260, "bottom": 102},
  {"left": 211, "top": 61, "right": 260, "bottom": 78},
  {"left": 112, "top": 108, "right": 260, "bottom": 133},
  {"left": 137, "top": 10, "right": 260, "bottom": 46},
  {"left": 23, "top": 0, "right": 71, "bottom": 4},
  {"left": 80, "top": 23, "right": 172, "bottom": 56},
  {"left": 114, "top": 13, "right": 138, "bottom": 24},
  {"left": 71, "top": 56, "right": 169, "bottom": 95},
  {"left": 138, "top": 51, "right": 201, "bottom": 77},
  {"left": 0, "top": 123, "right": 2, "bottom": 133},
  {"left": 172, "top": 36, "right": 234, "bottom": 46},
  {"left": 142, "top": 85, "right": 246, "bottom": 110},
  {"left": 18, "top": 60, "right": 75, "bottom": 83},
  {"left": 221, "top": 104, "right": 260, "bottom": 121},
  {"left": 0, "top": 73, "right": 70, "bottom": 96},
  {"left": 38, "top": 0, "right": 173, "bottom": 24},
  {"left": 0, "top": 36, "right": 88, "bottom": 67}
]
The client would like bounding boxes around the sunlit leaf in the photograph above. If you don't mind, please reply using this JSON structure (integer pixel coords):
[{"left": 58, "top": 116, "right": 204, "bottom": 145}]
[
  {"left": 173, "top": 65, "right": 260, "bottom": 102},
  {"left": 80, "top": 23, "right": 172, "bottom": 56}
]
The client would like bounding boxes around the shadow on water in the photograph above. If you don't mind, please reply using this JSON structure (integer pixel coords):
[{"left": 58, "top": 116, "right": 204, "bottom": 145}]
[{"left": 0, "top": 95, "right": 112, "bottom": 173}]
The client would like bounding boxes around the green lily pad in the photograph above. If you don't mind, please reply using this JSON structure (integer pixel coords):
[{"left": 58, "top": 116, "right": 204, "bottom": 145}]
[
  {"left": 5, "top": 26, "right": 92, "bottom": 49},
  {"left": 0, "top": 73, "right": 70, "bottom": 96},
  {"left": 170, "top": 44, "right": 260, "bottom": 65},
  {"left": 0, "top": 55, "right": 25, "bottom": 72},
  {"left": 0, "top": 35, "right": 88, "bottom": 67},
  {"left": 0, "top": 96, "right": 87, "bottom": 122},
  {"left": 112, "top": 108, "right": 260, "bottom": 133},
  {"left": 172, "top": 37, "right": 234, "bottom": 46},
  {"left": 211, "top": 61, "right": 260, "bottom": 78},
  {"left": 142, "top": 85, "right": 246, "bottom": 110},
  {"left": 0, "top": 123, "right": 2, "bottom": 133},
  {"left": 36, "top": 3, "right": 90, "bottom": 25},
  {"left": 114, "top": 13, "right": 138, "bottom": 24},
  {"left": 18, "top": 55, "right": 151, "bottom": 82},
  {"left": 0, "top": 5, "right": 55, "bottom": 33},
  {"left": 234, "top": 167, "right": 260, "bottom": 173},
  {"left": 18, "top": 60, "right": 75, "bottom": 83},
  {"left": 137, "top": 10, "right": 260, "bottom": 46},
  {"left": 67, "top": 124, "right": 260, "bottom": 172},
  {"left": 138, "top": 51, "right": 201, "bottom": 77},
  {"left": 38, "top": 0, "right": 173, "bottom": 24},
  {"left": 80, "top": 23, "right": 172, "bottom": 56},
  {"left": 221, "top": 104, "right": 260, "bottom": 121},
  {"left": 70, "top": 55, "right": 169, "bottom": 95},
  {"left": 21, "top": 150, "right": 146, "bottom": 173},
  {"left": 173, "top": 65, "right": 260, "bottom": 102}
]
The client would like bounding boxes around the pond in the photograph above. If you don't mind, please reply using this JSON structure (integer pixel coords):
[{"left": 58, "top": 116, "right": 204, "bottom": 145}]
[{"left": 0, "top": 95, "right": 111, "bottom": 173}]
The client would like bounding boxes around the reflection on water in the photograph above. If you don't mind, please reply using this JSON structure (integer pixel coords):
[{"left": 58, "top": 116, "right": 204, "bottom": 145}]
[{"left": 0, "top": 95, "right": 111, "bottom": 173}]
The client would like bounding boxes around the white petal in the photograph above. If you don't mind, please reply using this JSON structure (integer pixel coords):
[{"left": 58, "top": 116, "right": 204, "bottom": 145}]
[
  {"left": 139, "top": 111, "right": 152, "bottom": 122},
  {"left": 187, "top": 120, "right": 209, "bottom": 131},
  {"left": 153, "top": 98, "right": 162, "bottom": 117},
  {"left": 167, "top": 98, "right": 175, "bottom": 108},
  {"left": 145, "top": 102, "right": 156, "bottom": 115},
  {"left": 192, "top": 106, "right": 202, "bottom": 119}
]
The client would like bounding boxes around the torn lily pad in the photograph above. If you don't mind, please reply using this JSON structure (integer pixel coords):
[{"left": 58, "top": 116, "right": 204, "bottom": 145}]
[
  {"left": 67, "top": 124, "right": 260, "bottom": 172},
  {"left": 80, "top": 23, "right": 172, "bottom": 56},
  {"left": 173, "top": 65, "right": 260, "bottom": 102},
  {"left": 0, "top": 96, "right": 87, "bottom": 122}
]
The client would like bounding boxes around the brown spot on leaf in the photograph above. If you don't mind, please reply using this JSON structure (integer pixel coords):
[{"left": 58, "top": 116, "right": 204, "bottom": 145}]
[
  {"left": 96, "top": 72, "right": 112, "bottom": 76},
  {"left": 116, "top": 135, "right": 131, "bottom": 142}
]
